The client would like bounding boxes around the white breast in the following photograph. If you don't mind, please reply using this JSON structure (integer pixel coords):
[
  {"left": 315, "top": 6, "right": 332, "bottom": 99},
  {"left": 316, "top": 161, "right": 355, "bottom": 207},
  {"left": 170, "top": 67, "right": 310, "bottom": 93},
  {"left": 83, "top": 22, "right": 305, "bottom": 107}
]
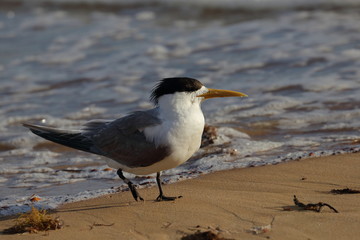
[{"left": 125, "top": 91, "right": 205, "bottom": 175}]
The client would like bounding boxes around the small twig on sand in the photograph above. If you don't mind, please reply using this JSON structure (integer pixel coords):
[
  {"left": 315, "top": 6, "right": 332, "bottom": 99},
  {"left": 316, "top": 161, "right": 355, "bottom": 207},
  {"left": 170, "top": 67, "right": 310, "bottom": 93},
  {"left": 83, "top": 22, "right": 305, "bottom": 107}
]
[
  {"left": 89, "top": 222, "right": 114, "bottom": 230},
  {"left": 293, "top": 195, "right": 339, "bottom": 213}
]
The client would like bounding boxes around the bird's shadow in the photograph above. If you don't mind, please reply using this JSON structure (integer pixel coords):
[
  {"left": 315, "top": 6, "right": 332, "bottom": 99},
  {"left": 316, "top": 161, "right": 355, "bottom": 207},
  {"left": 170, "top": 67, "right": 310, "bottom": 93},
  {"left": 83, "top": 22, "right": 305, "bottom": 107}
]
[
  {"left": 54, "top": 199, "right": 161, "bottom": 214},
  {"left": 55, "top": 204, "right": 127, "bottom": 214}
]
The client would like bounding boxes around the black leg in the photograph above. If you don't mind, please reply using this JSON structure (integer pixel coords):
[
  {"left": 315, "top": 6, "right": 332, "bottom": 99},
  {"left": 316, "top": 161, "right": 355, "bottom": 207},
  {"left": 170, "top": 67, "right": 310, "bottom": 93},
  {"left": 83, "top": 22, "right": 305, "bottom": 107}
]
[
  {"left": 117, "top": 169, "right": 144, "bottom": 201},
  {"left": 155, "top": 172, "right": 181, "bottom": 201}
]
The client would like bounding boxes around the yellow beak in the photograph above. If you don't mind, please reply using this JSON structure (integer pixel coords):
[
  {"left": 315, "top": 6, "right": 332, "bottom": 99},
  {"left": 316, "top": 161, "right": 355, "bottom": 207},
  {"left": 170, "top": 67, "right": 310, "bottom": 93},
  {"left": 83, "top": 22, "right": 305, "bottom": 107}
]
[{"left": 197, "top": 88, "right": 248, "bottom": 99}]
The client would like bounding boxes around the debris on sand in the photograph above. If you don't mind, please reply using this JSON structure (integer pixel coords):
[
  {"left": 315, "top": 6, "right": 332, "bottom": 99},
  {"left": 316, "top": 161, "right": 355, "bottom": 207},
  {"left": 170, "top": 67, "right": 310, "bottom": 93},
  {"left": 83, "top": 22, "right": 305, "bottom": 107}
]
[
  {"left": 201, "top": 125, "right": 218, "bottom": 148},
  {"left": 330, "top": 188, "right": 360, "bottom": 194},
  {"left": 292, "top": 195, "right": 339, "bottom": 213},
  {"left": 29, "top": 194, "right": 42, "bottom": 203},
  {"left": 247, "top": 217, "right": 274, "bottom": 235},
  {"left": 2, "top": 207, "right": 63, "bottom": 234},
  {"left": 248, "top": 224, "right": 272, "bottom": 235},
  {"left": 181, "top": 230, "right": 231, "bottom": 240}
]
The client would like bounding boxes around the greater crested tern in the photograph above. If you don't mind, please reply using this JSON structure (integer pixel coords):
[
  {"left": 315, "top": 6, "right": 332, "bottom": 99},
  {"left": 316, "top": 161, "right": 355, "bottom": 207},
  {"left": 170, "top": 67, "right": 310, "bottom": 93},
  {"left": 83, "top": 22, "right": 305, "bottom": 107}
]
[{"left": 23, "top": 77, "right": 247, "bottom": 201}]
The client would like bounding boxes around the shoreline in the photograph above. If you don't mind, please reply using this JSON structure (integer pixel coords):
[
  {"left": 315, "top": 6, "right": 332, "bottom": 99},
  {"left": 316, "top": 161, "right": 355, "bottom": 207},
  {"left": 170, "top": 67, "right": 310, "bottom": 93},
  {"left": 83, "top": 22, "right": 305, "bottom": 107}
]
[{"left": 1, "top": 152, "right": 360, "bottom": 239}]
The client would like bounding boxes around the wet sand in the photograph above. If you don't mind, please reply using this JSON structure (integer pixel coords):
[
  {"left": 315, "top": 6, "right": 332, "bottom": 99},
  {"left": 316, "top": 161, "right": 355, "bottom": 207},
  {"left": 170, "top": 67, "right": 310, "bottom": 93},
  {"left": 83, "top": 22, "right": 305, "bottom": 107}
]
[{"left": 1, "top": 152, "right": 359, "bottom": 239}]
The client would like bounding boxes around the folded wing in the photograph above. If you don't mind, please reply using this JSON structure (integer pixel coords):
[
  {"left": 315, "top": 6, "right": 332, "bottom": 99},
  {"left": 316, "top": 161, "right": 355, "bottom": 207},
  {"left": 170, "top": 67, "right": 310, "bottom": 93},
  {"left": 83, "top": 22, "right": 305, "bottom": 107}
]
[{"left": 24, "top": 108, "right": 170, "bottom": 168}]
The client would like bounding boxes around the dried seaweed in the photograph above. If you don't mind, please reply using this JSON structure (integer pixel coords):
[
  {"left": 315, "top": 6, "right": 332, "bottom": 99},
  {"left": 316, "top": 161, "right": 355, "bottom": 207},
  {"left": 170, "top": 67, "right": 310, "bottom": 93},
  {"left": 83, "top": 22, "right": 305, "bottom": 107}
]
[
  {"left": 330, "top": 188, "right": 360, "bottom": 194},
  {"left": 293, "top": 195, "right": 338, "bottom": 213},
  {"left": 2, "top": 207, "right": 63, "bottom": 234}
]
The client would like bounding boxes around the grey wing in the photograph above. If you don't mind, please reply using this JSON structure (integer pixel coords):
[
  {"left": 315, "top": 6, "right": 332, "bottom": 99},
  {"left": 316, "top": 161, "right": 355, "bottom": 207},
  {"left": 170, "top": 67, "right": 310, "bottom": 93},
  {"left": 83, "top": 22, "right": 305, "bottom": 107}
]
[{"left": 85, "top": 108, "right": 170, "bottom": 168}]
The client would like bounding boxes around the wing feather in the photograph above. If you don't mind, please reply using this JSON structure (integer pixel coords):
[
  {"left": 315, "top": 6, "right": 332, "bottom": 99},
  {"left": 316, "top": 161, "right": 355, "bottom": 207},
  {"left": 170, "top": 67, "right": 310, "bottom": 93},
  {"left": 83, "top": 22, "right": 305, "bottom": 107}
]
[{"left": 86, "top": 108, "right": 170, "bottom": 168}]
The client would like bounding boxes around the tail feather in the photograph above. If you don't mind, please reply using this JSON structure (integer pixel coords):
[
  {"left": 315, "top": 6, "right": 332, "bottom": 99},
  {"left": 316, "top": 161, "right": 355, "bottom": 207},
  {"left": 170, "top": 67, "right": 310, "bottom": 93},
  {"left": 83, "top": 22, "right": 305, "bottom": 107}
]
[{"left": 23, "top": 123, "right": 100, "bottom": 154}]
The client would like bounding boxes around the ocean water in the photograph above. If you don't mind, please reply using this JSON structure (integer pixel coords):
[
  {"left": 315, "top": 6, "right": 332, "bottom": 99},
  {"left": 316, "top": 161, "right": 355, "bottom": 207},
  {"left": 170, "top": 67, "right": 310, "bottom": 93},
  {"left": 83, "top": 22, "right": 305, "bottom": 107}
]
[{"left": 1, "top": 0, "right": 360, "bottom": 215}]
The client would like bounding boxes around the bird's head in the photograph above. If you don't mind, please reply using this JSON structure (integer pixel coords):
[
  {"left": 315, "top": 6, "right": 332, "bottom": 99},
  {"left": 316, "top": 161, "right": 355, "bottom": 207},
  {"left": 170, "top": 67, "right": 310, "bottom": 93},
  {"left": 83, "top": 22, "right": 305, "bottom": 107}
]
[{"left": 150, "top": 77, "right": 247, "bottom": 107}]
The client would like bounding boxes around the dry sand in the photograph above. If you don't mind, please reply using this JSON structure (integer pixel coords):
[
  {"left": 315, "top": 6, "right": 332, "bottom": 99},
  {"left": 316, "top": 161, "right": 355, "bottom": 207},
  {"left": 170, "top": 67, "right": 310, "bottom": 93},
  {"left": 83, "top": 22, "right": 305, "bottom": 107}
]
[{"left": 1, "top": 152, "right": 359, "bottom": 239}]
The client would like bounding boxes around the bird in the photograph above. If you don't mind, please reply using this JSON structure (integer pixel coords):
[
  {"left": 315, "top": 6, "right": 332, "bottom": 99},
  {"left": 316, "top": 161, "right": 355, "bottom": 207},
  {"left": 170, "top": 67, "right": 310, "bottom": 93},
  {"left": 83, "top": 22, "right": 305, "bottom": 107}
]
[{"left": 23, "top": 77, "right": 247, "bottom": 202}]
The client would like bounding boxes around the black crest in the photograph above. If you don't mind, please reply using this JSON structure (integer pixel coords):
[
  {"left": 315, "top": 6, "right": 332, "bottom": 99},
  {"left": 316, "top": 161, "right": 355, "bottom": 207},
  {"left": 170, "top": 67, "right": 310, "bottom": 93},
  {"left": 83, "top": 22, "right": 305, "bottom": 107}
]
[{"left": 150, "top": 77, "right": 204, "bottom": 104}]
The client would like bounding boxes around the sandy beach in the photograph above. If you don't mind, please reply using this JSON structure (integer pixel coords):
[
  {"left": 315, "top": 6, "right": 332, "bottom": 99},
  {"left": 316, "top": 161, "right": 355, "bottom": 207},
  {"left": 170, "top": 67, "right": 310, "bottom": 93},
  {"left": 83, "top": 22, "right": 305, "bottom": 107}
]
[{"left": 1, "top": 152, "right": 359, "bottom": 239}]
